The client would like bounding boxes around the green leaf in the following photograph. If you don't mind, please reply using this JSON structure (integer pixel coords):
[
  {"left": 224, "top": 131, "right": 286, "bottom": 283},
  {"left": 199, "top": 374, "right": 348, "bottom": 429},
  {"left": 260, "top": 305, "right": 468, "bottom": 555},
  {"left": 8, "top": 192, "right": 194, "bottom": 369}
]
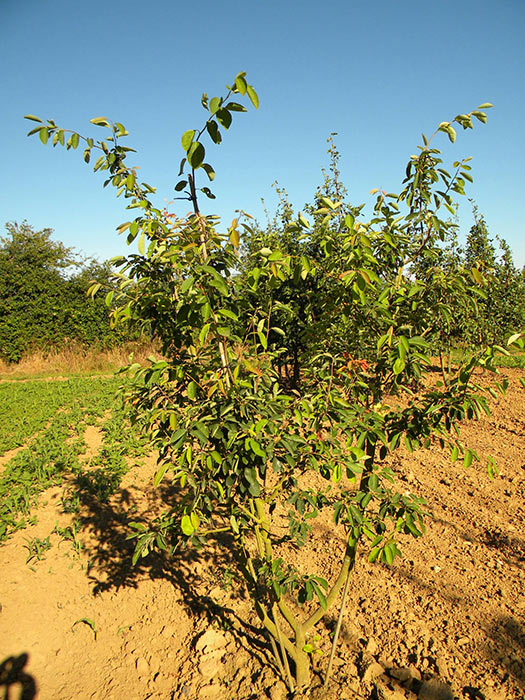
[
  {"left": 244, "top": 467, "right": 258, "bottom": 486},
  {"left": 368, "top": 547, "right": 380, "bottom": 563},
  {"left": 298, "top": 212, "right": 310, "bottom": 229},
  {"left": 315, "top": 586, "right": 327, "bottom": 610},
  {"left": 181, "top": 129, "right": 195, "bottom": 152},
  {"left": 206, "top": 121, "right": 222, "bottom": 144},
  {"left": 472, "top": 112, "right": 487, "bottom": 124},
  {"left": 216, "top": 108, "right": 232, "bottom": 130},
  {"left": 88, "top": 282, "right": 102, "bottom": 298},
  {"left": 345, "top": 213, "right": 355, "bottom": 229},
  {"left": 202, "top": 163, "right": 215, "bottom": 181},
  {"left": 72, "top": 618, "right": 97, "bottom": 640},
  {"left": 247, "top": 85, "right": 259, "bottom": 109},
  {"left": 24, "top": 114, "right": 43, "bottom": 123},
  {"left": 174, "top": 179, "right": 188, "bottom": 192},
  {"left": 170, "top": 428, "right": 187, "bottom": 445},
  {"left": 235, "top": 74, "right": 248, "bottom": 95},
  {"left": 471, "top": 267, "right": 483, "bottom": 284},
  {"left": 248, "top": 481, "right": 261, "bottom": 497},
  {"left": 225, "top": 101, "right": 247, "bottom": 112},
  {"left": 218, "top": 308, "right": 238, "bottom": 320},
  {"left": 90, "top": 117, "right": 110, "bottom": 127},
  {"left": 202, "top": 265, "right": 229, "bottom": 295},
  {"left": 487, "top": 456, "right": 498, "bottom": 480},
  {"left": 209, "top": 97, "right": 221, "bottom": 114},
  {"left": 507, "top": 332, "right": 523, "bottom": 347},
  {"left": 464, "top": 449, "right": 473, "bottom": 469},
  {"left": 393, "top": 357, "right": 405, "bottom": 375},
  {"left": 39, "top": 128, "right": 49, "bottom": 144},
  {"left": 199, "top": 324, "right": 211, "bottom": 344},
  {"left": 181, "top": 275, "right": 194, "bottom": 293},
  {"left": 405, "top": 513, "right": 422, "bottom": 537},
  {"left": 138, "top": 232, "right": 145, "bottom": 255},
  {"left": 181, "top": 515, "right": 195, "bottom": 536},
  {"left": 384, "top": 542, "right": 394, "bottom": 565},
  {"left": 187, "top": 141, "right": 205, "bottom": 169},
  {"left": 154, "top": 462, "right": 170, "bottom": 487},
  {"left": 230, "top": 227, "right": 240, "bottom": 247},
  {"left": 187, "top": 381, "right": 198, "bottom": 399},
  {"left": 257, "top": 330, "right": 268, "bottom": 349},
  {"left": 249, "top": 439, "right": 266, "bottom": 458}
]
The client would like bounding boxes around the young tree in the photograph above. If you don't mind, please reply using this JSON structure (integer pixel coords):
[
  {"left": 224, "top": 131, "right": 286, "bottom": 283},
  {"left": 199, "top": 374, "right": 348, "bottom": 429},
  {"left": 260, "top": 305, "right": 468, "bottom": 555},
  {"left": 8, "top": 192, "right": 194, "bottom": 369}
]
[{"left": 26, "top": 82, "right": 522, "bottom": 693}]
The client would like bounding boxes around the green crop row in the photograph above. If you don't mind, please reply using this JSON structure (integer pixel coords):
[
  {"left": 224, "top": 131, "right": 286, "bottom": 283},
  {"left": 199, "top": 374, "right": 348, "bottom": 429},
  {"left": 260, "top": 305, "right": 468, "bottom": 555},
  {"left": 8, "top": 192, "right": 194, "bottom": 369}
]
[
  {"left": 0, "top": 376, "right": 121, "bottom": 455},
  {"left": 0, "top": 376, "right": 148, "bottom": 542}
]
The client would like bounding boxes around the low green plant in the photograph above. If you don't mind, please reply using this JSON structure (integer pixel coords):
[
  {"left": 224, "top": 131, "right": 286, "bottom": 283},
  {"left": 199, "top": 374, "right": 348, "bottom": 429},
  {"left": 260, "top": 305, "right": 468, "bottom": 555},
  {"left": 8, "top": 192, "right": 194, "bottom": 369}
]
[
  {"left": 54, "top": 521, "right": 83, "bottom": 557},
  {"left": 60, "top": 488, "right": 81, "bottom": 514},
  {"left": 72, "top": 617, "right": 97, "bottom": 640},
  {"left": 75, "top": 463, "right": 124, "bottom": 501},
  {"left": 0, "top": 376, "right": 141, "bottom": 542},
  {"left": 24, "top": 535, "right": 51, "bottom": 565},
  {"left": 27, "top": 74, "right": 523, "bottom": 694}
]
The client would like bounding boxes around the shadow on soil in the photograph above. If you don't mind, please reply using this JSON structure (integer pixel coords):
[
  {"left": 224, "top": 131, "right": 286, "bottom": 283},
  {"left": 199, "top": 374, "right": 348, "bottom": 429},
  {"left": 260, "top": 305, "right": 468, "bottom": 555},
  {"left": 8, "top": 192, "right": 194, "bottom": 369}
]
[
  {"left": 486, "top": 615, "right": 525, "bottom": 687},
  {"left": 481, "top": 528, "right": 525, "bottom": 567},
  {"left": 0, "top": 654, "right": 37, "bottom": 700},
  {"left": 68, "top": 465, "right": 525, "bottom": 698},
  {"left": 434, "top": 510, "right": 525, "bottom": 568},
  {"left": 74, "top": 480, "right": 276, "bottom": 675},
  {"left": 387, "top": 536, "right": 525, "bottom": 693}
]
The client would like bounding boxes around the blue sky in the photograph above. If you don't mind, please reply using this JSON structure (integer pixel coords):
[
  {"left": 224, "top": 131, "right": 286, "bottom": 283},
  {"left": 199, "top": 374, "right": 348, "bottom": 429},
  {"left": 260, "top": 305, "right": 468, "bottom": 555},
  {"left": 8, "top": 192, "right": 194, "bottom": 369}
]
[{"left": 1, "top": 0, "right": 524, "bottom": 267}]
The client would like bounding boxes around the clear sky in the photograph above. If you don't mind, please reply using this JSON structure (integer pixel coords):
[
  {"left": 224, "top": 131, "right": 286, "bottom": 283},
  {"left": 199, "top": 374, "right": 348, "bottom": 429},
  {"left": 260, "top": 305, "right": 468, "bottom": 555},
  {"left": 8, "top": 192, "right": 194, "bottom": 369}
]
[{"left": 1, "top": 0, "right": 524, "bottom": 267}]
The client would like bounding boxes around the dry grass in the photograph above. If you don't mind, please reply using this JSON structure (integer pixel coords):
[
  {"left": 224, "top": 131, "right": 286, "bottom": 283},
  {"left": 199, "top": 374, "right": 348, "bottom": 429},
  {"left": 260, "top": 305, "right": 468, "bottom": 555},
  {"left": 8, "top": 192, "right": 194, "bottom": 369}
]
[{"left": 0, "top": 341, "right": 161, "bottom": 380}]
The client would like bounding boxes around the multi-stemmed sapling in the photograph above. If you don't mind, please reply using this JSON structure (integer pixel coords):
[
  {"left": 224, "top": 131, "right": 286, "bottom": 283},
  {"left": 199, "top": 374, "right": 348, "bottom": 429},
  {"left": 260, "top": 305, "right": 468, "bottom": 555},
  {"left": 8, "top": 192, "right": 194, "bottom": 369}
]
[{"left": 26, "top": 76, "right": 522, "bottom": 693}]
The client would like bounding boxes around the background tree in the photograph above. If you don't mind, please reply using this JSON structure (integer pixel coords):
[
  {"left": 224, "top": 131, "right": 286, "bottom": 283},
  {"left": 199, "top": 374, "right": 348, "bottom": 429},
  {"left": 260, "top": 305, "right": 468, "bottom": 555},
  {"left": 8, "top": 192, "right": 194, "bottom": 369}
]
[
  {"left": 460, "top": 205, "right": 525, "bottom": 346},
  {"left": 0, "top": 221, "right": 129, "bottom": 362},
  {"left": 237, "top": 138, "right": 364, "bottom": 386}
]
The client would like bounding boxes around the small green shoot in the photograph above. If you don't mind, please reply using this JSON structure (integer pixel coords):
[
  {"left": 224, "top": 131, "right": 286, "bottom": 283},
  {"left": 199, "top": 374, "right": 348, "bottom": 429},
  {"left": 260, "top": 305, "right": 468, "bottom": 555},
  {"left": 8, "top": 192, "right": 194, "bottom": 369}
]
[
  {"left": 24, "top": 536, "right": 51, "bottom": 565},
  {"left": 72, "top": 617, "right": 97, "bottom": 640}
]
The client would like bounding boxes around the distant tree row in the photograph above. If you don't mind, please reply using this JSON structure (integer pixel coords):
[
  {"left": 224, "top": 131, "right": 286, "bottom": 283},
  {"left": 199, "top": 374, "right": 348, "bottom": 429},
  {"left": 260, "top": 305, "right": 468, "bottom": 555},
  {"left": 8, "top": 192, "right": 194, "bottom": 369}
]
[
  {"left": 458, "top": 205, "right": 525, "bottom": 345},
  {"left": 236, "top": 141, "right": 525, "bottom": 385},
  {"left": 2, "top": 182, "right": 523, "bottom": 366},
  {"left": 0, "top": 221, "right": 134, "bottom": 363}
]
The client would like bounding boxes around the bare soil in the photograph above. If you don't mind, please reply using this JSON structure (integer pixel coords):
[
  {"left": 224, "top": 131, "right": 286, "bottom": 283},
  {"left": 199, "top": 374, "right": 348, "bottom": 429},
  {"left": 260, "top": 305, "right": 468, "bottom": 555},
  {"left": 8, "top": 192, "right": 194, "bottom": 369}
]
[{"left": 1, "top": 369, "right": 524, "bottom": 700}]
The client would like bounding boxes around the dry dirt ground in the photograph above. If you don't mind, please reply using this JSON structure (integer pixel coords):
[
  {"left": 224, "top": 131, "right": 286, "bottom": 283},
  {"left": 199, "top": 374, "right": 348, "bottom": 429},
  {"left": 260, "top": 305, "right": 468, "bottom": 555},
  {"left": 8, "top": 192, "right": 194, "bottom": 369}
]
[{"left": 0, "top": 369, "right": 524, "bottom": 700}]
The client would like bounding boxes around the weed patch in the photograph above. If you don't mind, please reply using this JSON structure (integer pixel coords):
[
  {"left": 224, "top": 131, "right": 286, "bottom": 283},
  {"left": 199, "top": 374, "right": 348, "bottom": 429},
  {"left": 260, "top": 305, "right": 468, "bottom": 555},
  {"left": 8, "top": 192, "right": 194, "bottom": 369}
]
[{"left": 0, "top": 376, "right": 147, "bottom": 543}]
